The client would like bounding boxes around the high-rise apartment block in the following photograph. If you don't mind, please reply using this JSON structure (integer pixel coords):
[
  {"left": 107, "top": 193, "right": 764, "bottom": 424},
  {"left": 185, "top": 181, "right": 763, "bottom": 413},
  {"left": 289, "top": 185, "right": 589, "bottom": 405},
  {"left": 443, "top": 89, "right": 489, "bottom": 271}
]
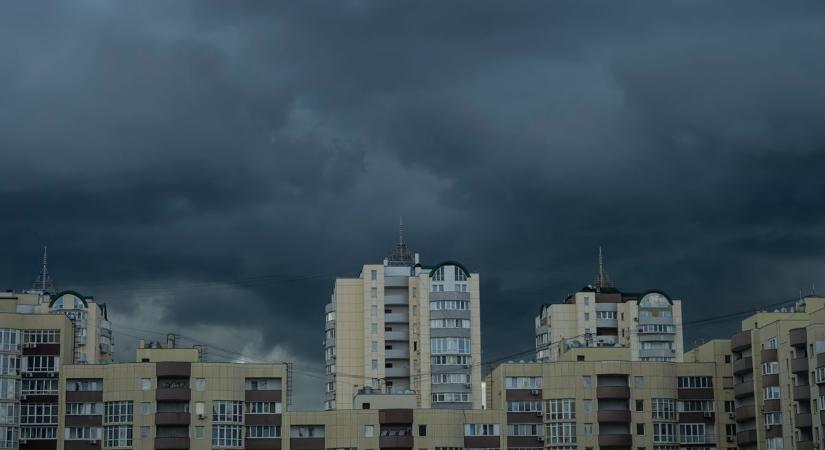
[
  {"left": 535, "top": 253, "right": 683, "bottom": 363},
  {"left": 324, "top": 231, "right": 482, "bottom": 410},
  {"left": 730, "top": 295, "right": 825, "bottom": 450}
]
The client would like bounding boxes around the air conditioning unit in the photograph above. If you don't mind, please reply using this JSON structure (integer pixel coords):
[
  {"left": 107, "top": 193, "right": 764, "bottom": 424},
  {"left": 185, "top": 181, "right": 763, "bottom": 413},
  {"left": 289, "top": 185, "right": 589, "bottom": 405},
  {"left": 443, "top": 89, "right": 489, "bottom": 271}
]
[{"left": 530, "top": 389, "right": 540, "bottom": 396}]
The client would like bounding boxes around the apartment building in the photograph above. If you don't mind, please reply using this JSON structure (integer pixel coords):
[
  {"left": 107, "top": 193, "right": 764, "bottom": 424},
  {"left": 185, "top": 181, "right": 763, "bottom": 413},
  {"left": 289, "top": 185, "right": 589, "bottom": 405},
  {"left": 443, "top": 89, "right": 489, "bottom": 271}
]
[
  {"left": 489, "top": 340, "right": 736, "bottom": 450},
  {"left": 324, "top": 230, "right": 482, "bottom": 410},
  {"left": 59, "top": 340, "right": 287, "bottom": 450},
  {"left": 0, "top": 251, "right": 115, "bottom": 450},
  {"left": 285, "top": 407, "right": 505, "bottom": 450},
  {"left": 730, "top": 295, "right": 825, "bottom": 450},
  {"left": 534, "top": 253, "right": 684, "bottom": 362}
]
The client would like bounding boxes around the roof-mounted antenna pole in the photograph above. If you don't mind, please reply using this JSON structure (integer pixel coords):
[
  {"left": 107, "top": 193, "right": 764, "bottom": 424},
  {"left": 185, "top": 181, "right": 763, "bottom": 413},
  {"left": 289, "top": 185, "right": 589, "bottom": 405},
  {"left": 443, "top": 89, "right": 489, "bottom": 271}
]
[
  {"left": 399, "top": 216, "right": 404, "bottom": 246},
  {"left": 32, "top": 245, "right": 56, "bottom": 293}
]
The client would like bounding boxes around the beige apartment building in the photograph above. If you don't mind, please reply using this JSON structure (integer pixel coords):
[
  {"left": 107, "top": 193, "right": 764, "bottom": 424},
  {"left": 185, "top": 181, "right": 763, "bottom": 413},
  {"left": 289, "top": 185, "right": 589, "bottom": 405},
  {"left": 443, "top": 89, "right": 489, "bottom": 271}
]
[
  {"left": 730, "top": 295, "right": 825, "bottom": 450},
  {"left": 489, "top": 340, "right": 736, "bottom": 450},
  {"left": 534, "top": 256, "right": 684, "bottom": 363},
  {"left": 324, "top": 231, "right": 482, "bottom": 410},
  {"left": 59, "top": 340, "right": 287, "bottom": 450}
]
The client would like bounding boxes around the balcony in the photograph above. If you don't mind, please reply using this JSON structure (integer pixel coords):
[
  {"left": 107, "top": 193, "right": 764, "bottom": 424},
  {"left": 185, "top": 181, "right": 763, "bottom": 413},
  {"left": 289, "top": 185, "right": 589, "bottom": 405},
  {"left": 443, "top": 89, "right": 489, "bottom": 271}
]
[
  {"left": 379, "top": 409, "right": 414, "bottom": 424},
  {"left": 156, "top": 362, "right": 191, "bottom": 378},
  {"left": 379, "top": 435, "right": 413, "bottom": 448},
  {"left": 790, "top": 328, "right": 807, "bottom": 346},
  {"left": 385, "top": 367, "right": 410, "bottom": 378},
  {"left": 245, "top": 439, "right": 282, "bottom": 450},
  {"left": 735, "top": 404, "right": 755, "bottom": 421},
  {"left": 597, "top": 410, "right": 631, "bottom": 422},
  {"left": 384, "top": 313, "right": 409, "bottom": 323},
  {"left": 734, "top": 382, "right": 754, "bottom": 398},
  {"left": 796, "top": 412, "right": 813, "bottom": 428},
  {"left": 731, "top": 330, "right": 752, "bottom": 351},
  {"left": 155, "top": 412, "right": 190, "bottom": 425},
  {"left": 761, "top": 348, "right": 778, "bottom": 362},
  {"left": 596, "top": 386, "right": 630, "bottom": 399},
  {"left": 817, "top": 353, "right": 825, "bottom": 367},
  {"left": 385, "top": 331, "right": 409, "bottom": 341},
  {"left": 678, "top": 388, "right": 714, "bottom": 400},
  {"left": 385, "top": 348, "right": 410, "bottom": 359},
  {"left": 679, "top": 411, "right": 714, "bottom": 422},
  {"left": 799, "top": 442, "right": 815, "bottom": 450},
  {"left": 794, "top": 385, "right": 811, "bottom": 401},
  {"left": 384, "top": 276, "right": 409, "bottom": 287},
  {"left": 737, "top": 429, "right": 758, "bottom": 445},
  {"left": 733, "top": 357, "right": 753, "bottom": 375},
  {"left": 463, "top": 436, "right": 499, "bottom": 448},
  {"left": 820, "top": 410, "right": 825, "bottom": 424},
  {"left": 290, "top": 438, "right": 325, "bottom": 450},
  {"left": 598, "top": 434, "right": 632, "bottom": 447},
  {"left": 155, "top": 437, "right": 189, "bottom": 450},
  {"left": 792, "top": 357, "right": 809, "bottom": 373},
  {"left": 156, "top": 388, "right": 191, "bottom": 402},
  {"left": 763, "top": 374, "right": 780, "bottom": 386}
]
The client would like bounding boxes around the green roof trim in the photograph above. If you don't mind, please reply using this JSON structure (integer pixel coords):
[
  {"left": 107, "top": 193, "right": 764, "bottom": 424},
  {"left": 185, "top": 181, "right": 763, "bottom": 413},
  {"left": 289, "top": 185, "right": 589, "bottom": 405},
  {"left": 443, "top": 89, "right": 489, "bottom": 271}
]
[
  {"left": 428, "top": 260, "right": 471, "bottom": 278},
  {"left": 48, "top": 290, "right": 90, "bottom": 308}
]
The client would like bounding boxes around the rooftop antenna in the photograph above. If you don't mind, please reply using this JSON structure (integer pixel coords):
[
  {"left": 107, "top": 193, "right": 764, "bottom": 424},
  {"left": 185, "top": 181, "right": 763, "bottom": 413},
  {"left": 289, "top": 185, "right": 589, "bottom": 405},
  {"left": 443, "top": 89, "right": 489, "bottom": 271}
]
[
  {"left": 32, "top": 245, "right": 56, "bottom": 293},
  {"left": 593, "top": 246, "right": 613, "bottom": 292},
  {"left": 386, "top": 216, "right": 413, "bottom": 267}
]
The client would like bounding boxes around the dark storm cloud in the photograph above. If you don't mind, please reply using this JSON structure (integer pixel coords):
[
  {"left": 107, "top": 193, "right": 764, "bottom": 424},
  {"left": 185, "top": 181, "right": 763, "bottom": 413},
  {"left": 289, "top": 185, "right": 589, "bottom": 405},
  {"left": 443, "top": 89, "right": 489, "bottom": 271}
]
[{"left": 2, "top": 0, "right": 825, "bottom": 407}]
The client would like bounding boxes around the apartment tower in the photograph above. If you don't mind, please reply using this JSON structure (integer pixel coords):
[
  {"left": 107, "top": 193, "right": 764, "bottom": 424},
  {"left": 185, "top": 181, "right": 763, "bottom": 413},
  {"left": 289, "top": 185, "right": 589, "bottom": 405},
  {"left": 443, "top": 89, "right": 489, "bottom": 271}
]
[
  {"left": 323, "top": 225, "right": 482, "bottom": 410},
  {"left": 535, "top": 250, "right": 684, "bottom": 363}
]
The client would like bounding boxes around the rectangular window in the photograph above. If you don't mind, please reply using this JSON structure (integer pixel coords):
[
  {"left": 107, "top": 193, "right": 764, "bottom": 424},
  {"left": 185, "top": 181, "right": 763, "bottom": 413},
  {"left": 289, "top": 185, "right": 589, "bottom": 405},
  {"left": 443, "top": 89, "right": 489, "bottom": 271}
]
[
  {"left": 766, "top": 337, "right": 778, "bottom": 349},
  {"left": 246, "top": 425, "right": 280, "bottom": 438},
  {"left": 431, "top": 338, "right": 471, "bottom": 355},
  {"left": 371, "top": 288, "right": 378, "bottom": 298},
  {"left": 372, "top": 360, "right": 378, "bottom": 370},
  {"left": 371, "top": 341, "right": 378, "bottom": 352},
  {"left": 634, "top": 376, "right": 644, "bottom": 388},
  {"left": 636, "top": 423, "right": 644, "bottom": 435},
  {"left": 244, "top": 378, "right": 281, "bottom": 391},
  {"left": 195, "top": 378, "right": 206, "bottom": 391},
  {"left": 419, "top": 425, "right": 427, "bottom": 436},
  {"left": 506, "top": 400, "right": 542, "bottom": 412},
  {"left": 546, "top": 399, "right": 575, "bottom": 420},
  {"left": 678, "top": 423, "right": 706, "bottom": 444},
  {"left": 505, "top": 377, "right": 542, "bottom": 389},
  {"left": 371, "top": 305, "right": 377, "bottom": 317},
  {"left": 365, "top": 425, "right": 374, "bottom": 437},
  {"left": 141, "top": 402, "right": 151, "bottom": 415},
  {"left": 429, "top": 300, "right": 469, "bottom": 311},
  {"left": 764, "top": 411, "right": 782, "bottom": 426},
  {"left": 581, "top": 376, "right": 591, "bottom": 388},
  {"left": 762, "top": 361, "right": 779, "bottom": 375},
  {"left": 678, "top": 400, "right": 714, "bottom": 412},
  {"left": 104, "top": 401, "right": 133, "bottom": 424},
  {"left": 20, "top": 403, "right": 58, "bottom": 424},
  {"left": 677, "top": 376, "right": 712, "bottom": 388},
  {"left": 583, "top": 423, "right": 593, "bottom": 436},
  {"left": 583, "top": 399, "right": 592, "bottom": 413},
  {"left": 140, "top": 426, "right": 150, "bottom": 439},
  {"left": 104, "top": 425, "right": 132, "bottom": 448},
  {"left": 464, "top": 424, "right": 500, "bottom": 436},
  {"left": 507, "top": 423, "right": 542, "bottom": 436},
  {"left": 195, "top": 426, "right": 204, "bottom": 439},
  {"left": 432, "top": 392, "right": 470, "bottom": 403},
  {"left": 290, "top": 426, "right": 325, "bottom": 438},
  {"left": 545, "top": 422, "right": 576, "bottom": 444},
  {"left": 22, "top": 330, "right": 60, "bottom": 345},
  {"left": 584, "top": 313, "right": 590, "bottom": 321},
  {"left": 766, "top": 437, "right": 783, "bottom": 450},
  {"left": 596, "top": 311, "right": 616, "bottom": 320},
  {"left": 65, "top": 426, "right": 102, "bottom": 440},
  {"left": 815, "top": 366, "right": 825, "bottom": 384},
  {"left": 431, "top": 355, "right": 471, "bottom": 365},
  {"left": 371, "top": 270, "right": 377, "bottom": 281},
  {"left": 212, "top": 424, "right": 243, "bottom": 447},
  {"left": 246, "top": 402, "right": 281, "bottom": 414},
  {"left": 141, "top": 378, "right": 151, "bottom": 390},
  {"left": 22, "top": 378, "right": 56, "bottom": 395},
  {"left": 653, "top": 422, "right": 675, "bottom": 443},
  {"left": 652, "top": 399, "right": 675, "bottom": 420},
  {"left": 764, "top": 386, "right": 781, "bottom": 400},
  {"left": 23, "top": 356, "right": 57, "bottom": 373},
  {"left": 212, "top": 401, "right": 243, "bottom": 423},
  {"left": 432, "top": 373, "right": 470, "bottom": 385},
  {"left": 430, "top": 319, "right": 471, "bottom": 329},
  {"left": 66, "top": 402, "right": 103, "bottom": 415}
]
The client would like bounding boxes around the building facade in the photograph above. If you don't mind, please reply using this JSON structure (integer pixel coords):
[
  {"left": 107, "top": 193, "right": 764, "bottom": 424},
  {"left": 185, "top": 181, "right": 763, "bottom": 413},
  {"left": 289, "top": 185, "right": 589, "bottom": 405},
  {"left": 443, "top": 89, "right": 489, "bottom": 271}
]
[
  {"left": 490, "top": 340, "right": 736, "bottom": 450},
  {"left": 324, "top": 233, "right": 482, "bottom": 410},
  {"left": 59, "top": 341, "right": 287, "bottom": 450},
  {"left": 730, "top": 296, "right": 825, "bottom": 450}
]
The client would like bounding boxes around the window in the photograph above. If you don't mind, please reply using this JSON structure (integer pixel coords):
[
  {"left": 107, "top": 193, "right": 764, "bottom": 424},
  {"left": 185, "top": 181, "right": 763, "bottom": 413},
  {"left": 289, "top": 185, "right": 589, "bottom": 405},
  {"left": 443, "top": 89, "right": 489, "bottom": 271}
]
[
  {"left": 431, "top": 338, "right": 471, "bottom": 354},
  {"left": 66, "top": 402, "right": 103, "bottom": 415},
  {"left": 290, "top": 426, "right": 325, "bottom": 438},
  {"left": 419, "top": 425, "right": 427, "bottom": 436},
  {"left": 432, "top": 392, "right": 470, "bottom": 403},
  {"left": 0, "top": 403, "right": 16, "bottom": 425},
  {"left": 581, "top": 376, "right": 591, "bottom": 388},
  {"left": 23, "top": 330, "right": 60, "bottom": 345},
  {"left": 104, "top": 401, "right": 133, "bottom": 423},
  {"left": 764, "top": 412, "right": 781, "bottom": 426},
  {"left": 455, "top": 266, "right": 468, "bottom": 281},
  {"left": 505, "top": 377, "right": 542, "bottom": 389},
  {"left": 507, "top": 424, "right": 541, "bottom": 436},
  {"left": 431, "top": 355, "right": 471, "bottom": 365},
  {"left": 546, "top": 422, "right": 575, "bottom": 444},
  {"left": 678, "top": 400, "right": 714, "bottom": 412},
  {"left": 766, "top": 437, "right": 783, "bottom": 450},
  {"left": 371, "top": 288, "right": 378, "bottom": 298},
  {"left": 430, "top": 300, "right": 469, "bottom": 311},
  {"left": 23, "top": 356, "right": 56, "bottom": 373},
  {"left": 372, "top": 360, "right": 378, "bottom": 370},
  {"left": 432, "top": 373, "right": 470, "bottom": 384},
  {"left": 724, "top": 401, "right": 735, "bottom": 413},
  {"left": 245, "top": 378, "right": 280, "bottom": 390},
  {"left": 371, "top": 270, "right": 377, "bottom": 281},
  {"left": 635, "top": 376, "right": 644, "bottom": 388},
  {"left": 65, "top": 426, "right": 102, "bottom": 440},
  {"left": 141, "top": 426, "right": 150, "bottom": 439},
  {"left": 371, "top": 341, "right": 378, "bottom": 352},
  {"left": 678, "top": 423, "right": 706, "bottom": 444},
  {"left": 212, "top": 424, "right": 242, "bottom": 447},
  {"left": 246, "top": 402, "right": 281, "bottom": 414},
  {"left": 365, "top": 425, "right": 374, "bottom": 437},
  {"left": 762, "top": 361, "right": 779, "bottom": 375},
  {"left": 21, "top": 403, "right": 58, "bottom": 424},
  {"left": 432, "top": 267, "right": 444, "bottom": 281},
  {"left": 766, "top": 337, "right": 778, "bottom": 349},
  {"left": 430, "top": 319, "right": 471, "bottom": 328},
  {"left": 196, "top": 402, "right": 205, "bottom": 417},
  {"left": 652, "top": 399, "right": 675, "bottom": 420},
  {"left": 0, "top": 426, "right": 16, "bottom": 447},
  {"left": 141, "top": 402, "right": 151, "bottom": 415},
  {"left": 212, "top": 401, "right": 243, "bottom": 423},
  {"left": 20, "top": 426, "right": 57, "bottom": 439},
  {"left": 507, "top": 400, "right": 542, "bottom": 412},
  {"left": 141, "top": 378, "right": 151, "bottom": 390},
  {"left": 816, "top": 366, "right": 825, "bottom": 383},
  {"left": 583, "top": 423, "right": 593, "bottom": 436},
  {"left": 247, "top": 425, "right": 280, "bottom": 438},
  {"left": 582, "top": 399, "right": 592, "bottom": 413},
  {"left": 22, "top": 378, "right": 55, "bottom": 395},
  {"left": 638, "top": 324, "right": 676, "bottom": 333},
  {"left": 195, "top": 378, "right": 206, "bottom": 391},
  {"left": 584, "top": 313, "right": 590, "bottom": 321},
  {"left": 637, "top": 423, "right": 645, "bottom": 435},
  {"left": 636, "top": 400, "right": 644, "bottom": 411},
  {"left": 677, "top": 377, "right": 712, "bottom": 388},
  {"left": 0, "top": 330, "right": 20, "bottom": 352},
  {"left": 195, "top": 426, "right": 204, "bottom": 438},
  {"left": 764, "top": 386, "right": 781, "bottom": 400},
  {"left": 653, "top": 423, "right": 675, "bottom": 443},
  {"left": 546, "top": 399, "right": 575, "bottom": 420},
  {"left": 464, "top": 424, "right": 500, "bottom": 436},
  {"left": 596, "top": 311, "right": 616, "bottom": 320},
  {"left": 371, "top": 323, "right": 378, "bottom": 334},
  {"left": 725, "top": 423, "right": 736, "bottom": 437},
  {"left": 104, "top": 425, "right": 132, "bottom": 448}
]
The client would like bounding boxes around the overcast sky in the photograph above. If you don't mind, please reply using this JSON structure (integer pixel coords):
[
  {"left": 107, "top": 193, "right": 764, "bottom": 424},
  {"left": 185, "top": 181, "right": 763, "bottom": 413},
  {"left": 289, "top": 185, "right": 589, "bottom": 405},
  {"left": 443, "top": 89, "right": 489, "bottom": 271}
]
[{"left": 2, "top": 1, "right": 825, "bottom": 408}]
